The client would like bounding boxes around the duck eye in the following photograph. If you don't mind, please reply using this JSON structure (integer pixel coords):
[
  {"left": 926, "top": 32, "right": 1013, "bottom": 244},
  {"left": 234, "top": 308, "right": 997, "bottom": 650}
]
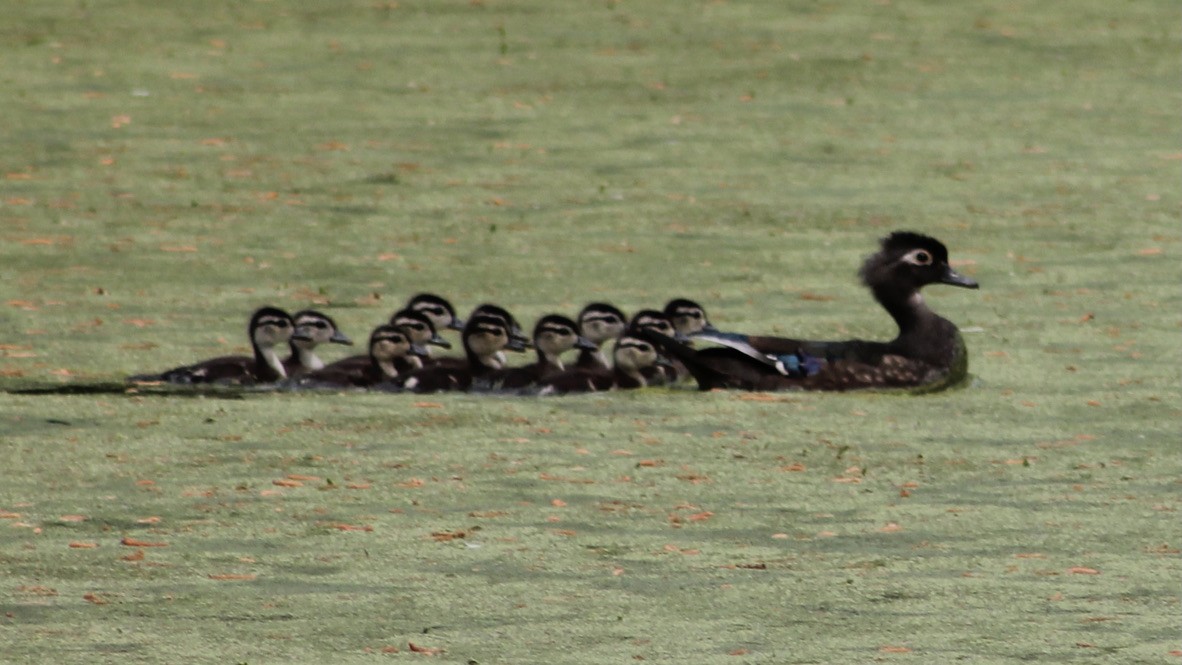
[
  {"left": 273, "top": 320, "right": 290, "bottom": 328},
  {"left": 312, "top": 321, "right": 328, "bottom": 329},
  {"left": 912, "top": 250, "right": 932, "bottom": 265}
]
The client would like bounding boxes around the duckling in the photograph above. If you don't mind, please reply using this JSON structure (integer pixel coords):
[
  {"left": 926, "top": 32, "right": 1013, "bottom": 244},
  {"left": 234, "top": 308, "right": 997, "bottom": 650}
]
[
  {"left": 663, "top": 298, "right": 719, "bottom": 337},
  {"left": 575, "top": 302, "right": 628, "bottom": 371},
  {"left": 284, "top": 310, "right": 353, "bottom": 376},
  {"left": 393, "top": 312, "right": 520, "bottom": 393},
  {"left": 289, "top": 324, "right": 428, "bottom": 388},
  {"left": 389, "top": 308, "right": 452, "bottom": 361},
  {"left": 627, "top": 309, "right": 690, "bottom": 384},
  {"left": 127, "top": 306, "right": 294, "bottom": 385},
  {"left": 469, "top": 303, "right": 531, "bottom": 349},
  {"left": 535, "top": 334, "right": 669, "bottom": 394},
  {"left": 474, "top": 314, "right": 597, "bottom": 391},
  {"left": 644, "top": 231, "right": 979, "bottom": 392},
  {"left": 404, "top": 293, "right": 465, "bottom": 332}
]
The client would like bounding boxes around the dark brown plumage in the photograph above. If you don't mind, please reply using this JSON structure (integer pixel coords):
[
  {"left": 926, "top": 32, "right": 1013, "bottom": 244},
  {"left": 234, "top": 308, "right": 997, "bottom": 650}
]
[
  {"left": 642, "top": 232, "right": 979, "bottom": 392},
  {"left": 127, "top": 306, "right": 294, "bottom": 385}
]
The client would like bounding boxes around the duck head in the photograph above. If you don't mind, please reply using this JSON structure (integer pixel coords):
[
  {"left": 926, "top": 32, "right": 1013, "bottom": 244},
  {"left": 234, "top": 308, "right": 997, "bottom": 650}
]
[
  {"left": 389, "top": 308, "right": 451, "bottom": 350},
  {"left": 859, "top": 231, "right": 979, "bottom": 296},
  {"left": 663, "top": 298, "right": 718, "bottom": 336},
  {"left": 469, "top": 303, "right": 531, "bottom": 352},
  {"left": 405, "top": 293, "right": 465, "bottom": 331},
  {"left": 250, "top": 306, "right": 295, "bottom": 349},
  {"left": 463, "top": 313, "right": 516, "bottom": 368},
  {"left": 578, "top": 302, "right": 628, "bottom": 347},
  {"left": 290, "top": 310, "right": 353, "bottom": 349},
  {"left": 533, "top": 314, "right": 597, "bottom": 364},
  {"left": 369, "top": 324, "right": 430, "bottom": 375},
  {"left": 612, "top": 335, "right": 666, "bottom": 381},
  {"left": 628, "top": 309, "right": 690, "bottom": 343}
]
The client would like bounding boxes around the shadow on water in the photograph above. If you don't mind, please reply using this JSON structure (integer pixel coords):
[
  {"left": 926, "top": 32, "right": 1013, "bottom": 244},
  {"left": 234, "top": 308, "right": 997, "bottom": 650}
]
[{"left": 3, "top": 381, "right": 264, "bottom": 399}]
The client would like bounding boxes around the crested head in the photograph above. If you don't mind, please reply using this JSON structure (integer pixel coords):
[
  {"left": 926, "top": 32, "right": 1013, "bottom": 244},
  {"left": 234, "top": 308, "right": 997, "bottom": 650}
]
[
  {"left": 879, "top": 231, "right": 949, "bottom": 263},
  {"left": 859, "top": 231, "right": 977, "bottom": 294}
]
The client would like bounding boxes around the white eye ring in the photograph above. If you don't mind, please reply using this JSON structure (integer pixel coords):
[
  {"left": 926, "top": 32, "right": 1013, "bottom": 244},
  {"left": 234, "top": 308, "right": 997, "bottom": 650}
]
[{"left": 904, "top": 249, "right": 933, "bottom": 266}]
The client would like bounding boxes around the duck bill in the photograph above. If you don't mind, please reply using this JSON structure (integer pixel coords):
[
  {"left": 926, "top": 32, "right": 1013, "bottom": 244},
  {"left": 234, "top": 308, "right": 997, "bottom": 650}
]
[
  {"left": 699, "top": 323, "right": 720, "bottom": 334},
  {"left": 330, "top": 331, "right": 354, "bottom": 345},
  {"left": 448, "top": 318, "right": 466, "bottom": 331},
  {"left": 290, "top": 331, "right": 314, "bottom": 343},
  {"left": 409, "top": 343, "right": 431, "bottom": 358},
  {"left": 940, "top": 267, "right": 979, "bottom": 289},
  {"left": 654, "top": 356, "right": 676, "bottom": 369},
  {"left": 574, "top": 335, "right": 598, "bottom": 351},
  {"left": 428, "top": 333, "right": 452, "bottom": 349}
]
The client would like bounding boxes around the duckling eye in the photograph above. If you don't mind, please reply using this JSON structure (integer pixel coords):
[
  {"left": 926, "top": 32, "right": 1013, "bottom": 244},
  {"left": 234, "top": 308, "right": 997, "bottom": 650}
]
[
  {"left": 637, "top": 344, "right": 652, "bottom": 353},
  {"left": 910, "top": 250, "right": 932, "bottom": 266},
  {"left": 310, "top": 321, "right": 329, "bottom": 329},
  {"left": 420, "top": 306, "right": 445, "bottom": 316},
  {"left": 272, "top": 320, "right": 290, "bottom": 328}
]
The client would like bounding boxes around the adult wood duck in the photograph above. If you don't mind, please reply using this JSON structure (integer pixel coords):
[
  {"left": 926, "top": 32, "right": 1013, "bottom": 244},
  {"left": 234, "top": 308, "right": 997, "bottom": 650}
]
[
  {"left": 474, "top": 314, "right": 597, "bottom": 391},
  {"left": 403, "top": 293, "right": 465, "bottom": 333},
  {"left": 640, "top": 232, "right": 979, "bottom": 392},
  {"left": 287, "top": 324, "right": 428, "bottom": 388},
  {"left": 127, "top": 306, "right": 295, "bottom": 385},
  {"left": 392, "top": 312, "right": 525, "bottom": 393},
  {"left": 284, "top": 310, "right": 353, "bottom": 376},
  {"left": 574, "top": 302, "right": 628, "bottom": 371},
  {"left": 534, "top": 334, "right": 670, "bottom": 395}
]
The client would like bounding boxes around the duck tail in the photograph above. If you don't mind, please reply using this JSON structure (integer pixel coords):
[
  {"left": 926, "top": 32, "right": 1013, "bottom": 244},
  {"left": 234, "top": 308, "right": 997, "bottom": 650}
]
[{"left": 633, "top": 329, "right": 731, "bottom": 391}]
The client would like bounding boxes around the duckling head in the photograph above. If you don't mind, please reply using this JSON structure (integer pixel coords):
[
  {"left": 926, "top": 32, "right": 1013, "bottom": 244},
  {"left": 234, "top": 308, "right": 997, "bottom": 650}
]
[
  {"left": 369, "top": 324, "right": 427, "bottom": 374},
  {"left": 290, "top": 310, "right": 353, "bottom": 350},
  {"left": 628, "top": 309, "right": 689, "bottom": 343},
  {"left": 250, "top": 306, "right": 295, "bottom": 349},
  {"left": 406, "top": 293, "right": 464, "bottom": 331},
  {"left": 578, "top": 302, "right": 627, "bottom": 347},
  {"left": 390, "top": 308, "right": 451, "bottom": 350},
  {"left": 470, "top": 303, "right": 531, "bottom": 351},
  {"left": 612, "top": 335, "right": 662, "bottom": 379},
  {"left": 663, "top": 298, "right": 717, "bottom": 336},
  {"left": 463, "top": 313, "right": 514, "bottom": 367},
  {"left": 533, "top": 314, "right": 597, "bottom": 364}
]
